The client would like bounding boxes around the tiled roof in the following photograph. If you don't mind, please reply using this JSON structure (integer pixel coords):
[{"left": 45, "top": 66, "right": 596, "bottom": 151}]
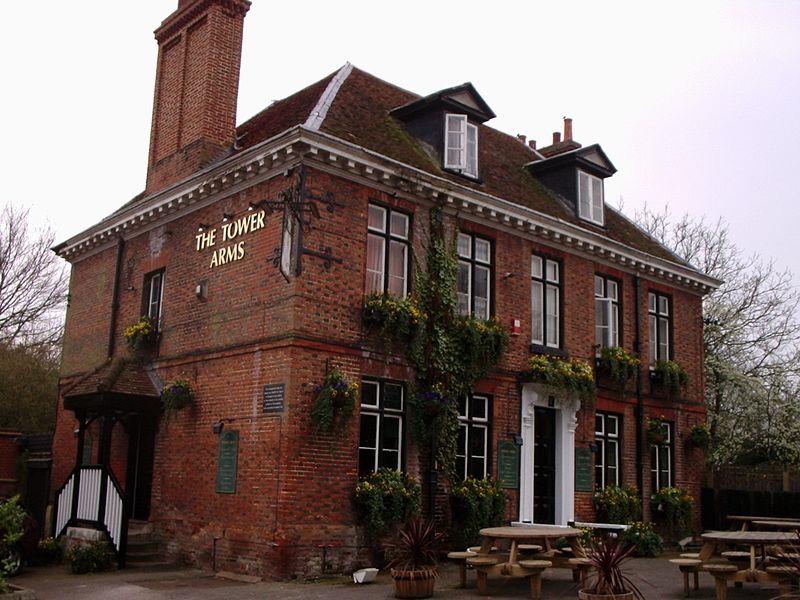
[{"left": 63, "top": 357, "right": 160, "bottom": 399}]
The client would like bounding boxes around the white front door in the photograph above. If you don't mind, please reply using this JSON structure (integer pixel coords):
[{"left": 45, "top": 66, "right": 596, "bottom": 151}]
[{"left": 517, "top": 384, "right": 579, "bottom": 526}]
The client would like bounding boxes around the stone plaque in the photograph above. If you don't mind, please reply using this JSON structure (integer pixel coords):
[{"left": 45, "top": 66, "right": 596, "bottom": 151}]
[
  {"left": 216, "top": 429, "right": 239, "bottom": 494},
  {"left": 497, "top": 440, "right": 520, "bottom": 489},
  {"left": 262, "top": 384, "right": 285, "bottom": 413},
  {"left": 575, "top": 446, "right": 594, "bottom": 492}
]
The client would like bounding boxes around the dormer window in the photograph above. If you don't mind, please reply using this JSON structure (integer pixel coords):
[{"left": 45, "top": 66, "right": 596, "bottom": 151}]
[
  {"left": 445, "top": 114, "right": 478, "bottom": 178},
  {"left": 578, "top": 170, "right": 604, "bottom": 225}
]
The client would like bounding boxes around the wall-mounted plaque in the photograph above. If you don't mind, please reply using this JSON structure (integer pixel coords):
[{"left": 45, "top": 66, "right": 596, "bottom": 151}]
[
  {"left": 575, "top": 447, "right": 594, "bottom": 492},
  {"left": 216, "top": 430, "right": 239, "bottom": 494},
  {"left": 262, "top": 384, "right": 285, "bottom": 413},
  {"left": 497, "top": 440, "right": 520, "bottom": 489}
]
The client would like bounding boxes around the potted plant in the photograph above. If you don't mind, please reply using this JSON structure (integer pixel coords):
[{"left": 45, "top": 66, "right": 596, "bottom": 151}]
[
  {"left": 649, "top": 360, "right": 688, "bottom": 397},
  {"left": 385, "top": 517, "right": 443, "bottom": 599},
  {"left": 123, "top": 315, "right": 158, "bottom": 354},
  {"left": 579, "top": 533, "right": 644, "bottom": 600},
  {"left": 311, "top": 369, "right": 358, "bottom": 434},
  {"left": 596, "top": 346, "right": 640, "bottom": 389},
  {"left": 160, "top": 378, "right": 194, "bottom": 413}
]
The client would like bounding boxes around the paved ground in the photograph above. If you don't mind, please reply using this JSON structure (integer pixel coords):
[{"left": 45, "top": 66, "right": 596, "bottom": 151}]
[{"left": 11, "top": 554, "right": 789, "bottom": 599}]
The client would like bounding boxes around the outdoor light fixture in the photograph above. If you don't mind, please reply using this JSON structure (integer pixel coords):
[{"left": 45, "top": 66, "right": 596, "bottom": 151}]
[
  {"left": 511, "top": 434, "right": 524, "bottom": 447},
  {"left": 588, "top": 441, "right": 599, "bottom": 453},
  {"left": 222, "top": 212, "right": 233, "bottom": 222},
  {"left": 212, "top": 421, "right": 225, "bottom": 434},
  {"left": 198, "top": 223, "right": 210, "bottom": 232}
]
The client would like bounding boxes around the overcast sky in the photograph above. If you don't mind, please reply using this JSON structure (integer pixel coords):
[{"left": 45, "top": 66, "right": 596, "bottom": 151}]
[{"left": 3, "top": 1, "right": 799, "bottom": 284}]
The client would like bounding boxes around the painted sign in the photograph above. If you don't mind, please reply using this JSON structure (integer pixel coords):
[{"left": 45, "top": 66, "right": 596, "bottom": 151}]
[
  {"left": 574, "top": 447, "right": 594, "bottom": 492},
  {"left": 262, "top": 384, "right": 285, "bottom": 413},
  {"left": 497, "top": 440, "right": 520, "bottom": 489},
  {"left": 215, "top": 429, "right": 239, "bottom": 494}
]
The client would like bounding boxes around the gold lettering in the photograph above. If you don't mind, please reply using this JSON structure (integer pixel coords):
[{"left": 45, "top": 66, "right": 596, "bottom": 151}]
[
  {"left": 195, "top": 228, "right": 217, "bottom": 251},
  {"left": 221, "top": 222, "right": 234, "bottom": 242}
]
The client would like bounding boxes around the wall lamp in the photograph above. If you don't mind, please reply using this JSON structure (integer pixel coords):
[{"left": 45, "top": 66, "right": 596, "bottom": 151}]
[
  {"left": 212, "top": 418, "right": 235, "bottom": 434},
  {"left": 588, "top": 441, "right": 599, "bottom": 453},
  {"left": 198, "top": 223, "right": 210, "bottom": 232},
  {"left": 511, "top": 433, "right": 524, "bottom": 447},
  {"left": 222, "top": 212, "right": 233, "bottom": 223}
]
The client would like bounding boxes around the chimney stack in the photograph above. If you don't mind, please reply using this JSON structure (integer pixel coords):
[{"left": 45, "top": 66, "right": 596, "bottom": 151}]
[
  {"left": 552, "top": 131, "right": 561, "bottom": 145},
  {"left": 146, "top": 0, "right": 251, "bottom": 195},
  {"left": 528, "top": 140, "right": 537, "bottom": 150},
  {"left": 564, "top": 117, "right": 573, "bottom": 141},
  {"left": 516, "top": 134, "right": 527, "bottom": 145}
]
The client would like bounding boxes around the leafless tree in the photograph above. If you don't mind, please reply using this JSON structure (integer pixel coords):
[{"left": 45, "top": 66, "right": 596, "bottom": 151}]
[
  {"left": 635, "top": 205, "right": 800, "bottom": 465},
  {"left": 0, "top": 204, "right": 68, "bottom": 349}
]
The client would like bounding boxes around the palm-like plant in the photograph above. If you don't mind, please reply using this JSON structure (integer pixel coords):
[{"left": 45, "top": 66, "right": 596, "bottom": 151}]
[
  {"left": 583, "top": 533, "right": 644, "bottom": 599},
  {"left": 385, "top": 516, "right": 442, "bottom": 573}
]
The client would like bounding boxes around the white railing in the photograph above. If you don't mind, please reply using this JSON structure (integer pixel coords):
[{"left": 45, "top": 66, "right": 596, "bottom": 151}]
[
  {"left": 55, "top": 472, "right": 75, "bottom": 537},
  {"left": 54, "top": 466, "right": 128, "bottom": 559}
]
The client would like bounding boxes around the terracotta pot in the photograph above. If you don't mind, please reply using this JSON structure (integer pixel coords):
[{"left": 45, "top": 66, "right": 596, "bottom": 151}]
[
  {"left": 578, "top": 590, "right": 634, "bottom": 600},
  {"left": 391, "top": 568, "right": 436, "bottom": 599}
]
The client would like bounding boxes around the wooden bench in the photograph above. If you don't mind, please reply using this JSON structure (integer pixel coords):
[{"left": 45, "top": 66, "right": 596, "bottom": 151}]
[
  {"left": 518, "top": 543, "right": 543, "bottom": 554},
  {"left": 447, "top": 550, "right": 476, "bottom": 588},
  {"left": 703, "top": 563, "right": 738, "bottom": 600},
  {"left": 766, "top": 565, "right": 800, "bottom": 596},
  {"left": 670, "top": 558, "right": 701, "bottom": 596},
  {"left": 518, "top": 559, "right": 552, "bottom": 600},
  {"left": 467, "top": 555, "right": 500, "bottom": 594},
  {"left": 568, "top": 556, "right": 592, "bottom": 588}
]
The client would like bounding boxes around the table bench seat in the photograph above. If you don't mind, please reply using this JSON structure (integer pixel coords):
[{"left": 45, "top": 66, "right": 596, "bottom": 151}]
[{"left": 670, "top": 558, "right": 702, "bottom": 597}]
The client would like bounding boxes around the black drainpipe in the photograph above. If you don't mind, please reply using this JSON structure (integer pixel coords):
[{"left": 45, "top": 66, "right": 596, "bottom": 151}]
[
  {"left": 107, "top": 237, "right": 125, "bottom": 359},
  {"left": 633, "top": 275, "right": 644, "bottom": 503}
]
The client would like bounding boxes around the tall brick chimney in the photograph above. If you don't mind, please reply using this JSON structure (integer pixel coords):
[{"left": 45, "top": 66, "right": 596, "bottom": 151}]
[{"left": 146, "top": 0, "right": 251, "bottom": 194}]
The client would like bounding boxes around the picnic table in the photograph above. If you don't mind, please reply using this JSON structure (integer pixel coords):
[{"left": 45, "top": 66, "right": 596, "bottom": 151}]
[
  {"left": 468, "top": 525, "right": 586, "bottom": 599},
  {"left": 699, "top": 530, "right": 800, "bottom": 599},
  {"left": 726, "top": 515, "right": 800, "bottom": 531},
  {"left": 751, "top": 520, "right": 800, "bottom": 531}
]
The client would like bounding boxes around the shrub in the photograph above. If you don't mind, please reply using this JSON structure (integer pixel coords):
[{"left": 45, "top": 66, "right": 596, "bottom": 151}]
[
  {"left": 65, "top": 541, "right": 115, "bottom": 574},
  {"left": 0, "top": 496, "right": 26, "bottom": 591},
  {"left": 594, "top": 485, "right": 641, "bottom": 524},
  {"left": 450, "top": 477, "right": 506, "bottom": 547},
  {"left": 652, "top": 486, "right": 693, "bottom": 538},
  {"left": 34, "top": 536, "right": 63, "bottom": 565},
  {"left": 621, "top": 521, "right": 662, "bottom": 557},
  {"left": 354, "top": 469, "right": 421, "bottom": 542}
]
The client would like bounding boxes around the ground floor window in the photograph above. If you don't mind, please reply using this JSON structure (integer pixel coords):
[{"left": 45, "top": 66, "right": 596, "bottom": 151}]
[
  {"left": 650, "top": 421, "right": 673, "bottom": 491},
  {"left": 358, "top": 379, "right": 404, "bottom": 477},
  {"left": 456, "top": 394, "right": 490, "bottom": 480},
  {"left": 594, "top": 412, "right": 621, "bottom": 488}
]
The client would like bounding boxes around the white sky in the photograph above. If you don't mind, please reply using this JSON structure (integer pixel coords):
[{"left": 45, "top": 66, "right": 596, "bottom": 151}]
[{"left": 3, "top": 1, "right": 799, "bottom": 284}]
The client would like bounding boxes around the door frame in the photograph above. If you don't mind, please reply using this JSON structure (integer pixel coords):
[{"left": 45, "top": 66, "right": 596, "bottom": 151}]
[{"left": 517, "top": 383, "right": 579, "bottom": 526}]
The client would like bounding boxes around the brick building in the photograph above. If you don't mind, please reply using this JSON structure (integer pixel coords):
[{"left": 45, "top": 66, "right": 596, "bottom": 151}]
[{"left": 50, "top": 0, "right": 719, "bottom": 578}]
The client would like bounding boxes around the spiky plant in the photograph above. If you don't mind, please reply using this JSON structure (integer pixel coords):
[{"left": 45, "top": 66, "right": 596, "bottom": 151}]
[
  {"left": 584, "top": 533, "right": 644, "bottom": 599},
  {"left": 385, "top": 517, "right": 442, "bottom": 574}
]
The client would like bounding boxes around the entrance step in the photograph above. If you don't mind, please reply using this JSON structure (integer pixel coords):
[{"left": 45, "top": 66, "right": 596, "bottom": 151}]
[{"left": 125, "top": 520, "right": 169, "bottom": 568}]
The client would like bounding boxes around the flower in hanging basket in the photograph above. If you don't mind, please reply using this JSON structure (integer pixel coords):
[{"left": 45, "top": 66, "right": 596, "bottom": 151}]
[
  {"left": 650, "top": 360, "right": 688, "bottom": 396},
  {"left": 520, "top": 354, "right": 596, "bottom": 400},
  {"left": 689, "top": 424, "right": 711, "bottom": 448},
  {"left": 416, "top": 387, "right": 449, "bottom": 417},
  {"left": 311, "top": 369, "right": 358, "bottom": 434},
  {"left": 597, "top": 346, "right": 640, "bottom": 388},
  {"left": 123, "top": 315, "right": 158, "bottom": 353},
  {"left": 646, "top": 416, "right": 668, "bottom": 444},
  {"left": 160, "top": 378, "right": 194, "bottom": 413}
]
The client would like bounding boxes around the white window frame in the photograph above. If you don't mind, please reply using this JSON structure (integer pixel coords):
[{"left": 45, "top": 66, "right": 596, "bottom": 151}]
[
  {"left": 457, "top": 232, "right": 492, "bottom": 319},
  {"left": 650, "top": 421, "right": 673, "bottom": 491},
  {"left": 648, "top": 292, "right": 671, "bottom": 363},
  {"left": 366, "top": 204, "right": 410, "bottom": 297},
  {"left": 445, "top": 114, "right": 478, "bottom": 178},
  {"left": 531, "top": 255, "right": 561, "bottom": 348},
  {"left": 595, "top": 412, "right": 620, "bottom": 489},
  {"left": 594, "top": 275, "right": 619, "bottom": 351},
  {"left": 578, "top": 171, "right": 604, "bottom": 225},
  {"left": 358, "top": 380, "right": 405, "bottom": 476},
  {"left": 145, "top": 271, "right": 164, "bottom": 328},
  {"left": 457, "top": 394, "right": 490, "bottom": 480}
]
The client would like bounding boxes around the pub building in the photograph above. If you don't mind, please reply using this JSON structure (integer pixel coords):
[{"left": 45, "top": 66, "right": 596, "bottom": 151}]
[{"left": 50, "top": 0, "right": 718, "bottom": 578}]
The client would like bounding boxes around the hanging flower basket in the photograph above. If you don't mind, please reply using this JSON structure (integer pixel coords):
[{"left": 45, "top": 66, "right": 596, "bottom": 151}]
[
  {"left": 689, "top": 424, "right": 711, "bottom": 448},
  {"left": 520, "top": 354, "right": 596, "bottom": 401},
  {"left": 123, "top": 315, "right": 158, "bottom": 354},
  {"left": 646, "top": 416, "right": 668, "bottom": 444},
  {"left": 160, "top": 379, "right": 194, "bottom": 413},
  {"left": 596, "top": 346, "right": 640, "bottom": 389},
  {"left": 649, "top": 360, "right": 688, "bottom": 397},
  {"left": 311, "top": 369, "right": 357, "bottom": 434},
  {"left": 416, "top": 388, "right": 448, "bottom": 417}
]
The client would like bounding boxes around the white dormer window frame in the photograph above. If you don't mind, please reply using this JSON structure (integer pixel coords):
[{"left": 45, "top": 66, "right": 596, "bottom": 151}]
[
  {"left": 578, "top": 170, "right": 604, "bottom": 225},
  {"left": 445, "top": 114, "right": 478, "bottom": 178}
]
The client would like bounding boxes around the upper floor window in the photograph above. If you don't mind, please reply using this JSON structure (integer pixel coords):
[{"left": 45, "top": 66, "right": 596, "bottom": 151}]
[
  {"left": 531, "top": 255, "right": 561, "bottom": 348},
  {"left": 578, "top": 171, "right": 604, "bottom": 225},
  {"left": 456, "top": 394, "right": 490, "bottom": 480},
  {"left": 457, "top": 233, "right": 492, "bottom": 319},
  {"left": 648, "top": 292, "right": 671, "bottom": 363},
  {"left": 366, "top": 204, "right": 410, "bottom": 296},
  {"left": 650, "top": 420, "right": 673, "bottom": 492},
  {"left": 358, "top": 379, "right": 405, "bottom": 477},
  {"left": 445, "top": 114, "right": 478, "bottom": 178},
  {"left": 143, "top": 270, "right": 164, "bottom": 328},
  {"left": 595, "top": 412, "right": 621, "bottom": 489},
  {"left": 595, "top": 275, "right": 619, "bottom": 350}
]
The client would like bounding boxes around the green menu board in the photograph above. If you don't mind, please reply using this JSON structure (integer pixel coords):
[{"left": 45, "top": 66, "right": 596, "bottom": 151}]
[
  {"left": 216, "top": 429, "right": 239, "bottom": 494},
  {"left": 497, "top": 440, "right": 520, "bottom": 489},
  {"left": 575, "top": 447, "right": 594, "bottom": 492}
]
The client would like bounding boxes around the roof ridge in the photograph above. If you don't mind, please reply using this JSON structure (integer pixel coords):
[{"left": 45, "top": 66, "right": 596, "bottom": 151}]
[{"left": 304, "top": 62, "right": 354, "bottom": 130}]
